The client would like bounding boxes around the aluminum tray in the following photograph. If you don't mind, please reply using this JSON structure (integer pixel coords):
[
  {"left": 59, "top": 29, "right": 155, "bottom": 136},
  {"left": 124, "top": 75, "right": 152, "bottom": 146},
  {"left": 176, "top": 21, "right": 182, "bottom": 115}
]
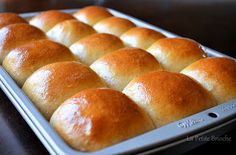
[{"left": 0, "top": 8, "right": 236, "bottom": 155}]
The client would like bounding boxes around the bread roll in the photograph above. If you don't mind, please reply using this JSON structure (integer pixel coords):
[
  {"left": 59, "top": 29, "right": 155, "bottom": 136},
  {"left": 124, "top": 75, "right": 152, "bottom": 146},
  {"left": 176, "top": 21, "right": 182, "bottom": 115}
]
[
  {"left": 181, "top": 57, "right": 236, "bottom": 104},
  {"left": 29, "top": 10, "right": 75, "bottom": 32},
  {"left": 22, "top": 61, "right": 105, "bottom": 120},
  {"left": 0, "top": 13, "right": 27, "bottom": 29},
  {"left": 0, "top": 23, "right": 46, "bottom": 63},
  {"left": 94, "top": 17, "right": 136, "bottom": 36},
  {"left": 123, "top": 71, "right": 217, "bottom": 127},
  {"left": 147, "top": 38, "right": 207, "bottom": 72},
  {"left": 121, "top": 27, "right": 166, "bottom": 49},
  {"left": 3, "top": 40, "right": 77, "bottom": 86},
  {"left": 50, "top": 88, "right": 154, "bottom": 151},
  {"left": 74, "top": 6, "right": 112, "bottom": 26},
  {"left": 70, "top": 33, "right": 124, "bottom": 65},
  {"left": 90, "top": 47, "right": 162, "bottom": 91},
  {"left": 47, "top": 19, "right": 95, "bottom": 46}
]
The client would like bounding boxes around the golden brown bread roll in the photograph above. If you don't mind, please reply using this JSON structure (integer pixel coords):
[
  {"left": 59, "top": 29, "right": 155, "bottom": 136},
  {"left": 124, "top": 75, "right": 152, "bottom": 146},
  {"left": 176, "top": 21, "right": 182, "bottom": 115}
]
[
  {"left": 47, "top": 19, "right": 96, "bottom": 47},
  {"left": 181, "top": 57, "right": 236, "bottom": 104},
  {"left": 3, "top": 39, "right": 77, "bottom": 86},
  {"left": 90, "top": 47, "right": 162, "bottom": 91},
  {"left": 0, "top": 13, "right": 27, "bottom": 29},
  {"left": 22, "top": 61, "right": 106, "bottom": 120},
  {"left": 29, "top": 10, "right": 75, "bottom": 32},
  {"left": 147, "top": 38, "right": 207, "bottom": 72},
  {"left": 50, "top": 88, "right": 154, "bottom": 151},
  {"left": 74, "top": 6, "right": 113, "bottom": 26},
  {"left": 70, "top": 33, "right": 124, "bottom": 65},
  {"left": 121, "top": 27, "right": 166, "bottom": 49},
  {"left": 94, "top": 17, "right": 136, "bottom": 36},
  {"left": 0, "top": 23, "right": 46, "bottom": 63},
  {"left": 123, "top": 71, "right": 217, "bottom": 127}
]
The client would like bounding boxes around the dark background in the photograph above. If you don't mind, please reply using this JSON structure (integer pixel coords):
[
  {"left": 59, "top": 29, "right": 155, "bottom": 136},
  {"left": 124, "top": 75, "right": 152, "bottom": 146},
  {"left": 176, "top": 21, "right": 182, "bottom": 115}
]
[{"left": 0, "top": 0, "right": 235, "bottom": 154}]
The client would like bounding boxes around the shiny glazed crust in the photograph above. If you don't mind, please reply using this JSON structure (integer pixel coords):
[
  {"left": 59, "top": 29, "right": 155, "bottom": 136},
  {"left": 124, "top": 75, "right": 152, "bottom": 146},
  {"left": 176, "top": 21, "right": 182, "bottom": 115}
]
[
  {"left": 94, "top": 17, "right": 136, "bottom": 36},
  {"left": 50, "top": 88, "right": 154, "bottom": 151},
  {"left": 90, "top": 47, "right": 162, "bottom": 91},
  {"left": 70, "top": 33, "right": 124, "bottom": 65},
  {"left": 0, "top": 7, "right": 233, "bottom": 152},
  {"left": 47, "top": 19, "right": 96, "bottom": 47},
  {"left": 0, "top": 13, "right": 27, "bottom": 29},
  {"left": 29, "top": 10, "right": 75, "bottom": 32},
  {"left": 121, "top": 27, "right": 166, "bottom": 49},
  {"left": 74, "top": 6, "right": 113, "bottom": 26},
  {"left": 123, "top": 71, "right": 217, "bottom": 127},
  {"left": 147, "top": 37, "right": 207, "bottom": 72},
  {"left": 0, "top": 23, "right": 46, "bottom": 63},
  {"left": 3, "top": 39, "right": 77, "bottom": 86},
  {"left": 181, "top": 57, "right": 236, "bottom": 104},
  {"left": 22, "top": 61, "right": 106, "bottom": 120}
]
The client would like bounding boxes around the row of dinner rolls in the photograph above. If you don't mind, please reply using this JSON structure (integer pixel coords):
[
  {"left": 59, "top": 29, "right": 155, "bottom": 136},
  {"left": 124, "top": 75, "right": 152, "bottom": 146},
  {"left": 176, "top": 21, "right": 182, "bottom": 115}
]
[
  {"left": 0, "top": 6, "right": 205, "bottom": 73},
  {"left": 0, "top": 6, "right": 235, "bottom": 152},
  {"left": 0, "top": 6, "right": 207, "bottom": 90}
]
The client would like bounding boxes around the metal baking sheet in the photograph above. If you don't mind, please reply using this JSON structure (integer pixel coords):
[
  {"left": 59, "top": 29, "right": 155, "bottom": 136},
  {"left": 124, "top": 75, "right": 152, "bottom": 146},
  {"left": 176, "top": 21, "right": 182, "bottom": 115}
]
[{"left": 0, "top": 8, "right": 235, "bottom": 155}]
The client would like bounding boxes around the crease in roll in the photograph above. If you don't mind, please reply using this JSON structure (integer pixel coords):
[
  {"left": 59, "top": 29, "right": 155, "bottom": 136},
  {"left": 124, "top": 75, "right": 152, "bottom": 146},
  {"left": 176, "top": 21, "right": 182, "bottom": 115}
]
[
  {"left": 22, "top": 61, "right": 106, "bottom": 120},
  {"left": 121, "top": 27, "right": 166, "bottom": 50},
  {"left": 70, "top": 33, "right": 124, "bottom": 65},
  {"left": 94, "top": 17, "right": 136, "bottom": 37},
  {"left": 123, "top": 71, "right": 217, "bottom": 127},
  {"left": 50, "top": 88, "right": 154, "bottom": 152},
  {"left": 3, "top": 39, "right": 77, "bottom": 86},
  {"left": 147, "top": 37, "right": 207, "bottom": 72},
  {"left": 181, "top": 57, "right": 236, "bottom": 104},
  {"left": 0, "top": 12, "right": 27, "bottom": 29},
  {"left": 29, "top": 10, "right": 75, "bottom": 32},
  {"left": 47, "top": 19, "right": 96, "bottom": 47},
  {"left": 0, "top": 23, "right": 46, "bottom": 63},
  {"left": 73, "top": 6, "right": 113, "bottom": 26},
  {"left": 90, "top": 47, "right": 162, "bottom": 91}
]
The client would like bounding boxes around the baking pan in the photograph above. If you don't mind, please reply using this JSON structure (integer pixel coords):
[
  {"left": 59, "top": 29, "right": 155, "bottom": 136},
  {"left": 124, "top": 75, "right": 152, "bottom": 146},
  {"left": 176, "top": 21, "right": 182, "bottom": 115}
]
[{"left": 0, "top": 8, "right": 235, "bottom": 155}]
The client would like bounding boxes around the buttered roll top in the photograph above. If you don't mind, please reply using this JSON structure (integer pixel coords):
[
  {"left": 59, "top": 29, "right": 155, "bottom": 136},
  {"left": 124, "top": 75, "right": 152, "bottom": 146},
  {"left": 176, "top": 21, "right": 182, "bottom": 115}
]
[
  {"left": 70, "top": 33, "right": 124, "bottom": 65},
  {"left": 3, "top": 39, "right": 77, "bottom": 86},
  {"left": 90, "top": 47, "right": 162, "bottom": 91},
  {"left": 121, "top": 27, "right": 166, "bottom": 49},
  {"left": 50, "top": 88, "right": 154, "bottom": 151},
  {"left": 0, "top": 23, "right": 46, "bottom": 63},
  {"left": 147, "top": 37, "right": 207, "bottom": 72},
  {"left": 94, "top": 17, "right": 136, "bottom": 36},
  {"left": 123, "top": 71, "right": 217, "bottom": 127},
  {"left": 0, "top": 13, "right": 27, "bottom": 29},
  {"left": 74, "top": 6, "right": 113, "bottom": 26},
  {"left": 29, "top": 10, "right": 75, "bottom": 32},
  {"left": 181, "top": 57, "right": 236, "bottom": 104},
  {"left": 47, "top": 19, "right": 96, "bottom": 47},
  {"left": 22, "top": 61, "right": 106, "bottom": 120}
]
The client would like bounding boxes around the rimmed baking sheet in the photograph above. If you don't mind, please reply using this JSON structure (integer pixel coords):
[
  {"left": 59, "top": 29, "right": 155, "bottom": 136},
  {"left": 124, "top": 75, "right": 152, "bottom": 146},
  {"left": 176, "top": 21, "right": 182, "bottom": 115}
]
[{"left": 0, "top": 8, "right": 235, "bottom": 155}]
